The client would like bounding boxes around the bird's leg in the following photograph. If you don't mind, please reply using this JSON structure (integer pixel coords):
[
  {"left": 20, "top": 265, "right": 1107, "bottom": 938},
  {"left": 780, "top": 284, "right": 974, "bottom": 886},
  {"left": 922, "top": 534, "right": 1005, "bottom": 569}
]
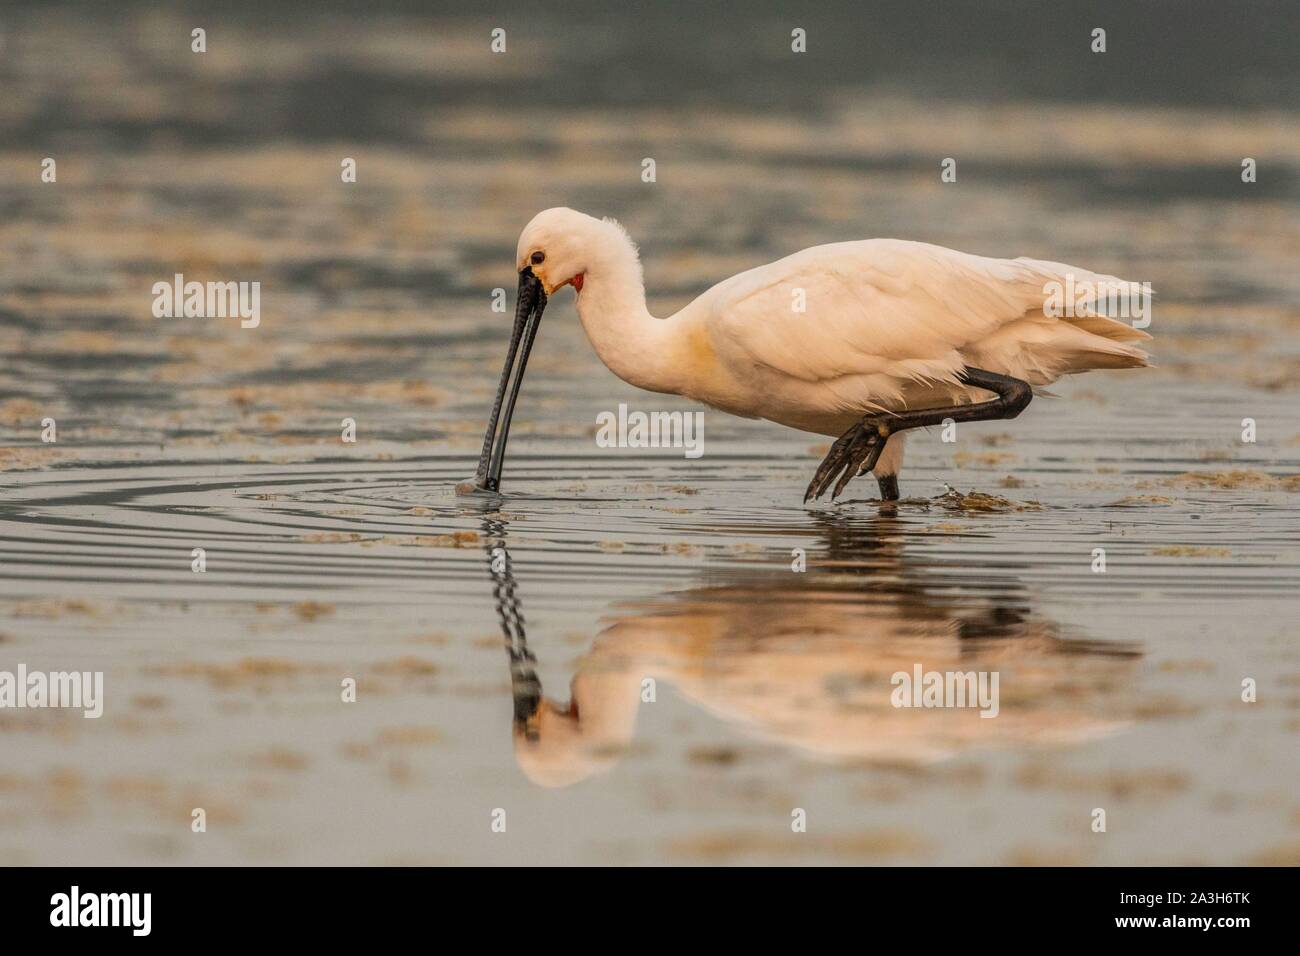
[
  {"left": 804, "top": 367, "right": 1033, "bottom": 503},
  {"left": 876, "top": 474, "right": 900, "bottom": 501}
]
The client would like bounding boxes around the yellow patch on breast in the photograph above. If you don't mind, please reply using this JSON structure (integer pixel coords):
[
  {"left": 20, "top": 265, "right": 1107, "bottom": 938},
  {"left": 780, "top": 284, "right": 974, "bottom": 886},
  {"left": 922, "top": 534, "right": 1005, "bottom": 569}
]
[
  {"left": 674, "top": 318, "right": 729, "bottom": 401},
  {"left": 682, "top": 319, "right": 717, "bottom": 365}
]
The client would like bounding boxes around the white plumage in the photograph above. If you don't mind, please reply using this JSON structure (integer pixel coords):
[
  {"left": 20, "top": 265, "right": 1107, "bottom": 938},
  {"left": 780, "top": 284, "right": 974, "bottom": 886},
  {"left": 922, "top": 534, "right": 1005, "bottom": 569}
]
[
  {"left": 502, "top": 207, "right": 1151, "bottom": 499},
  {"left": 694, "top": 238, "right": 1149, "bottom": 429}
]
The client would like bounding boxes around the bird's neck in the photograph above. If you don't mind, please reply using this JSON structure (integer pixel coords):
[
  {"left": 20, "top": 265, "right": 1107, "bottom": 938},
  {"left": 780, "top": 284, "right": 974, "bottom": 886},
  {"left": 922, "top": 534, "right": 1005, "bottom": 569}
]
[{"left": 574, "top": 260, "right": 679, "bottom": 395}]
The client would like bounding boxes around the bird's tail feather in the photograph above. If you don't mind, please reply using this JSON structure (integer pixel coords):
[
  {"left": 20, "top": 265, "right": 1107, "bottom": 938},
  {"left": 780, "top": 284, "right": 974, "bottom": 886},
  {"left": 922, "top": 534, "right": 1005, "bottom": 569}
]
[
  {"left": 1000, "top": 257, "right": 1154, "bottom": 376},
  {"left": 964, "top": 318, "right": 1150, "bottom": 386}
]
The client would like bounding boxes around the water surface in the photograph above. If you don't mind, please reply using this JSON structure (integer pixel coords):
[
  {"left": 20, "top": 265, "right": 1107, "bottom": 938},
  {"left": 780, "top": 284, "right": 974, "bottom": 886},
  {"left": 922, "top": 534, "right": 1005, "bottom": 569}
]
[{"left": 1, "top": 2, "right": 1298, "bottom": 865}]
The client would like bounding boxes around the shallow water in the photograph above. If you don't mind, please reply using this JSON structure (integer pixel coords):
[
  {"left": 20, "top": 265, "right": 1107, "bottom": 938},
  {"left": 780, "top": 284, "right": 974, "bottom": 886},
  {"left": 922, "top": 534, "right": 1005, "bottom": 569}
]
[{"left": 1, "top": 2, "right": 1298, "bottom": 864}]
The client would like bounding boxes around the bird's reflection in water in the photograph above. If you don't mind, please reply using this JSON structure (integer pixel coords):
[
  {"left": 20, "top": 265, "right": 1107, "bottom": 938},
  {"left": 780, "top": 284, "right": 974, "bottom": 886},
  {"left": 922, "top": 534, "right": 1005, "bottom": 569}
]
[
  {"left": 480, "top": 515, "right": 1139, "bottom": 788},
  {"left": 483, "top": 517, "right": 542, "bottom": 741}
]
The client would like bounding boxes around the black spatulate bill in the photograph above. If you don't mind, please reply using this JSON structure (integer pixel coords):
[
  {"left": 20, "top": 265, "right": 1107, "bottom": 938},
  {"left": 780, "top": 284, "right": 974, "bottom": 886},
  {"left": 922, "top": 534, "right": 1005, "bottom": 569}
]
[{"left": 469, "top": 267, "right": 547, "bottom": 492}]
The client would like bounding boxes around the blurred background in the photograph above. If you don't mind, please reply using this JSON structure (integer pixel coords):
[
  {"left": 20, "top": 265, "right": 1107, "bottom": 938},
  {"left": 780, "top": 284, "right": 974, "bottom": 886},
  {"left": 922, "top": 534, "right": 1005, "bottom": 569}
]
[
  {"left": 1, "top": 0, "right": 1298, "bottom": 450},
  {"left": 0, "top": 1, "right": 1297, "bottom": 865}
]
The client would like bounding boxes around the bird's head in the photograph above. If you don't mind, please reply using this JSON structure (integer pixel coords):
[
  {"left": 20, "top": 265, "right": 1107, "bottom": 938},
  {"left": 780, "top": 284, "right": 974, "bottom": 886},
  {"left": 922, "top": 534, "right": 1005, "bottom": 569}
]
[
  {"left": 468, "top": 207, "right": 637, "bottom": 493},
  {"left": 515, "top": 206, "right": 629, "bottom": 295},
  {"left": 512, "top": 667, "right": 644, "bottom": 789},
  {"left": 512, "top": 699, "right": 616, "bottom": 789}
]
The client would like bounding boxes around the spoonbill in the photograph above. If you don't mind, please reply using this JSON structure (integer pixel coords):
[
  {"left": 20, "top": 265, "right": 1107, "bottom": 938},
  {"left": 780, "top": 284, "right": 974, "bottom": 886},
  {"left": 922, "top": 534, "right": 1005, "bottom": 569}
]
[
  {"left": 470, "top": 208, "right": 1151, "bottom": 502},
  {"left": 482, "top": 517, "right": 1135, "bottom": 788}
]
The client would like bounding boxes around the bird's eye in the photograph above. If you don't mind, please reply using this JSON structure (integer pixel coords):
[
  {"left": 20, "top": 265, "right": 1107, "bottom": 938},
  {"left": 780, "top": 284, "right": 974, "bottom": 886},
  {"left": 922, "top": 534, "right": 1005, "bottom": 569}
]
[{"left": 530, "top": 251, "right": 545, "bottom": 265}]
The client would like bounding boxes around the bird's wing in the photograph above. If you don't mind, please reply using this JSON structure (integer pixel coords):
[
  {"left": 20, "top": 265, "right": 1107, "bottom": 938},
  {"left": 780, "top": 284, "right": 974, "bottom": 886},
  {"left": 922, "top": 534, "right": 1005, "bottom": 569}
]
[{"left": 708, "top": 239, "right": 1147, "bottom": 389}]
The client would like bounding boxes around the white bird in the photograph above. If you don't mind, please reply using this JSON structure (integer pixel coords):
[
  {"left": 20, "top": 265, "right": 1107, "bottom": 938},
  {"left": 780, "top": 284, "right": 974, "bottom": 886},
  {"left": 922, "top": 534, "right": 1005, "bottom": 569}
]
[
  {"left": 470, "top": 207, "right": 1151, "bottom": 502},
  {"left": 488, "top": 521, "right": 1136, "bottom": 788}
]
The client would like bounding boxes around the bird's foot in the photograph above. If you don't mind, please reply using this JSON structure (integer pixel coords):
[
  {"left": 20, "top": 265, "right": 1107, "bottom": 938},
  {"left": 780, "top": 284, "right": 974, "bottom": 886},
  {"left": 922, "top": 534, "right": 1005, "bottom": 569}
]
[{"left": 804, "top": 419, "right": 889, "bottom": 502}]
